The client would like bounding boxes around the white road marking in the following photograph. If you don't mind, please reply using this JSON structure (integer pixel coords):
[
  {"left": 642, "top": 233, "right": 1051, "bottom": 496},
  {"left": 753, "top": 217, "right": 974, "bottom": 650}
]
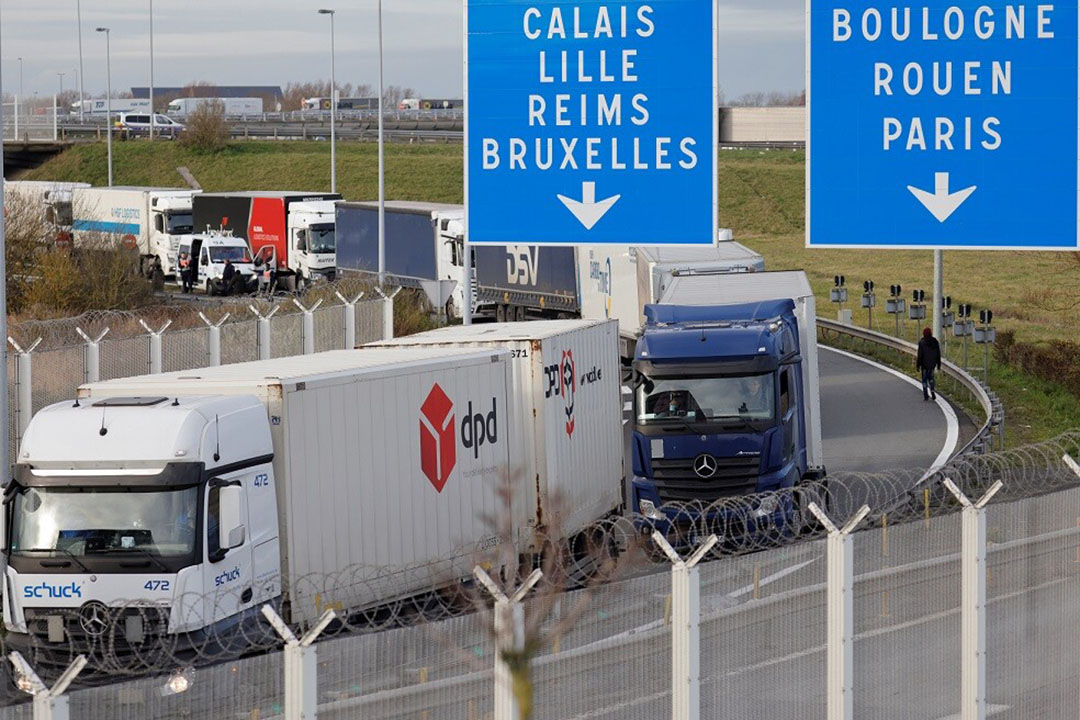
[{"left": 821, "top": 345, "right": 959, "bottom": 472}]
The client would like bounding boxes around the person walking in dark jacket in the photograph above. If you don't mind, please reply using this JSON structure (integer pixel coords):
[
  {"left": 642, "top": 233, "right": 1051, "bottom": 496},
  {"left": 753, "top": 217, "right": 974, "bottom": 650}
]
[{"left": 916, "top": 327, "right": 942, "bottom": 401}]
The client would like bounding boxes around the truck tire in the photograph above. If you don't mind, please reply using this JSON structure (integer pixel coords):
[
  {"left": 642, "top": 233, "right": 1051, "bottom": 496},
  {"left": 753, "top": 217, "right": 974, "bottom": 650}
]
[
  {"left": 205, "top": 280, "right": 216, "bottom": 297},
  {"left": 496, "top": 304, "right": 507, "bottom": 323}
]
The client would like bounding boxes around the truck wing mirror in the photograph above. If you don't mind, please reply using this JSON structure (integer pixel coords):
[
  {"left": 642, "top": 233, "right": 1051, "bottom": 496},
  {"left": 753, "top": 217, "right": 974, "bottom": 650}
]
[{"left": 218, "top": 484, "right": 245, "bottom": 552}]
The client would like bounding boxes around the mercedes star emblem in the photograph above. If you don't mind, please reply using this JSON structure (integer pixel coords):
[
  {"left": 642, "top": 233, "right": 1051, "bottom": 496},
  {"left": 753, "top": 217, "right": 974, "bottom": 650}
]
[
  {"left": 78, "top": 601, "right": 110, "bottom": 637},
  {"left": 693, "top": 454, "right": 718, "bottom": 479}
]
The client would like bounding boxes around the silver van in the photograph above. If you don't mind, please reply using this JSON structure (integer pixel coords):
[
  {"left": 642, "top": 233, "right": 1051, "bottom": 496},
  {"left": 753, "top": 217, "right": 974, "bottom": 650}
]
[{"left": 116, "top": 113, "right": 186, "bottom": 138}]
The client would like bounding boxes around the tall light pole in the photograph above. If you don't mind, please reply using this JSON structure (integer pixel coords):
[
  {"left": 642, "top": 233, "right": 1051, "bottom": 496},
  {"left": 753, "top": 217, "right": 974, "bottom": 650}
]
[
  {"left": 57, "top": 72, "right": 66, "bottom": 98},
  {"left": 16, "top": 57, "right": 23, "bottom": 101},
  {"left": 76, "top": 0, "right": 86, "bottom": 121},
  {"left": 318, "top": 9, "right": 337, "bottom": 193},
  {"left": 1, "top": 35, "right": 12, "bottom": 483},
  {"left": 377, "top": 0, "right": 385, "bottom": 288},
  {"left": 97, "top": 27, "right": 113, "bottom": 186},
  {"left": 149, "top": 0, "right": 155, "bottom": 141}
]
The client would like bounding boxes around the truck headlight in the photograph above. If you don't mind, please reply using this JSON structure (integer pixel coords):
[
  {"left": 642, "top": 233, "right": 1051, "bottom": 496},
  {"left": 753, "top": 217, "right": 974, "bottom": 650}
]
[
  {"left": 754, "top": 495, "right": 779, "bottom": 518},
  {"left": 639, "top": 499, "right": 665, "bottom": 521}
]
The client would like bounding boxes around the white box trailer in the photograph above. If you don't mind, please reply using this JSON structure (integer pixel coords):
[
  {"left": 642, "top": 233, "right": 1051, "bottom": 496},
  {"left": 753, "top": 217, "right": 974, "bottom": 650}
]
[
  {"left": 578, "top": 236, "right": 765, "bottom": 348},
  {"left": 659, "top": 271, "right": 823, "bottom": 471},
  {"left": 167, "top": 97, "right": 263, "bottom": 116},
  {"left": 6, "top": 349, "right": 517, "bottom": 646},
  {"left": 369, "top": 320, "right": 624, "bottom": 540},
  {"left": 72, "top": 186, "right": 198, "bottom": 275}
]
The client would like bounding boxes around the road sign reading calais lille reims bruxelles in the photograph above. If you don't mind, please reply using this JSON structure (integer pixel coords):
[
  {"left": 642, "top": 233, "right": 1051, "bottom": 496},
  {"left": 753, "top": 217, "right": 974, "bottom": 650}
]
[
  {"left": 465, "top": 1, "right": 717, "bottom": 245},
  {"left": 808, "top": 1, "right": 1080, "bottom": 249}
]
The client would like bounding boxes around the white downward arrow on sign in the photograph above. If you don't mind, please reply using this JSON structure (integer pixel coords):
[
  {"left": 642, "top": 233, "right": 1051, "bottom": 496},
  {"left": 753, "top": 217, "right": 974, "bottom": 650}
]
[
  {"left": 557, "top": 182, "right": 621, "bottom": 230},
  {"left": 907, "top": 172, "right": 976, "bottom": 223}
]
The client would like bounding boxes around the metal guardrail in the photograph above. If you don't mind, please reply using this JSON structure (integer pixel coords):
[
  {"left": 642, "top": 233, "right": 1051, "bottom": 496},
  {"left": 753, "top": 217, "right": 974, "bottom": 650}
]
[{"left": 817, "top": 317, "right": 1004, "bottom": 457}]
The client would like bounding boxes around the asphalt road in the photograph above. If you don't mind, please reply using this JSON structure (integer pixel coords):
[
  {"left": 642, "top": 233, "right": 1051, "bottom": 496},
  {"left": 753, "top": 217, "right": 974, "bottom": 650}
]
[{"left": 820, "top": 346, "right": 956, "bottom": 474}]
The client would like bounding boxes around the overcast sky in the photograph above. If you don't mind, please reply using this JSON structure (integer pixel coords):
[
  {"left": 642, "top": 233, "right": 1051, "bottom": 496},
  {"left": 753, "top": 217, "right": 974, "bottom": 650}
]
[{"left": 1, "top": 0, "right": 804, "bottom": 101}]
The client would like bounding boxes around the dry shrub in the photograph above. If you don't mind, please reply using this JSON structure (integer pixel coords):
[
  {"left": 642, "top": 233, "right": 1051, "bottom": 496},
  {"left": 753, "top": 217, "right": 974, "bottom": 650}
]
[
  {"left": 996, "top": 330, "right": 1080, "bottom": 397},
  {"left": 178, "top": 100, "right": 230, "bottom": 152},
  {"left": 23, "top": 240, "right": 153, "bottom": 314}
]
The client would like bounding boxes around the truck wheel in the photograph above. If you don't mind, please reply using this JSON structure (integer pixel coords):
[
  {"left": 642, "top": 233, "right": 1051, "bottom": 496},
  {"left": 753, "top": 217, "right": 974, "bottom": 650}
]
[
  {"left": 513, "top": 305, "right": 527, "bottom": 322},
  {"left": 205, "top": 280, "right": 216, "bottom": 297},
  {"left": 496, "top": 304, "right": 507, "bottom": 323}
]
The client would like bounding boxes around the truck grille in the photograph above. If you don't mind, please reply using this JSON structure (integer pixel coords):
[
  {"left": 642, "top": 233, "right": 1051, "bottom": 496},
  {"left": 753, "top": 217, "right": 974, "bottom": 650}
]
[
  {"left": 651, "top": 455, "right": 760, "bottom": 502},
  {"left": 25, "top": 604, "right": 170, "bottom": 649}
]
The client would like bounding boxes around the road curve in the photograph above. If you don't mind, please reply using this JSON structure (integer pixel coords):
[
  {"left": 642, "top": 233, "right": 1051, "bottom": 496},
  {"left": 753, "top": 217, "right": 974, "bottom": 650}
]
[{"left": 820, "top": 345, "right": 957, "bottom": 474}]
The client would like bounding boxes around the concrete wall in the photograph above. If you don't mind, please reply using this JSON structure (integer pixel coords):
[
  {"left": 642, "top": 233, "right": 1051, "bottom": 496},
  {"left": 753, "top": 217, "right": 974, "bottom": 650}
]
[{"left": 720, "top": 106, "right": 805, "bottom": 144}]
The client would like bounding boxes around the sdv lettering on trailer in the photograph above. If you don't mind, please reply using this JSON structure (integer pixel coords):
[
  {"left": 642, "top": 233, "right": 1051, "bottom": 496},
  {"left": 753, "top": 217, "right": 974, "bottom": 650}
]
[
  {"left": 215, "top": 567, "right": 241, "bottom": 587},
  {"left": 143, "top": 580, "right": 171, "bottom": 592},
  {"left": 460, "top": 399, "right": 499, "bottom": 459},
  {"left": 23, "top": 582, "right": 82, "bottom": 599},
  {"left": 506, "top": 246, "right": 540, "bottom": 286}
]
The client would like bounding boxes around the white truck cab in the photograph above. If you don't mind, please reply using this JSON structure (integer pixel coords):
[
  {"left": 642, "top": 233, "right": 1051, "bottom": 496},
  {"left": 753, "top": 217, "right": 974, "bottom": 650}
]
[
  {"left": 283, "top": 201, "right": 337, "bottom": 288},
  {"left": 4, "top": 395, "right": 274, "bottom": 665},
  {"left": 177, "top": 232, "right": 256, "bottom": 295}
]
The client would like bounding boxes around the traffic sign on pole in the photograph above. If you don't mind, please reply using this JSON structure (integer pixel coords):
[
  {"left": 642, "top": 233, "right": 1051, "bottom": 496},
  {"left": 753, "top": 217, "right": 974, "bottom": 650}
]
[
  {"left": 808, "top": 1, "right": 1080, "bottom": 249},
  {"left": 465, "top": 0, "right": 717, "bottom": 245}
]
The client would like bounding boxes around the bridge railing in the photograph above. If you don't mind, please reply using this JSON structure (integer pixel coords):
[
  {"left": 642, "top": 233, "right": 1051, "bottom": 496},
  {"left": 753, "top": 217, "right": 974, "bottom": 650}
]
[{"left": 817, "top": 317, "right": 1003, "bottom": 457}]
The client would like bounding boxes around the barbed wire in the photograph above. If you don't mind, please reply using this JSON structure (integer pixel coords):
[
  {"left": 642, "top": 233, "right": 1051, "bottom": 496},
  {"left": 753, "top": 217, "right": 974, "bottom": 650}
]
[{"left": 2, "top": 431, "right": 1077, "bottom": 688}]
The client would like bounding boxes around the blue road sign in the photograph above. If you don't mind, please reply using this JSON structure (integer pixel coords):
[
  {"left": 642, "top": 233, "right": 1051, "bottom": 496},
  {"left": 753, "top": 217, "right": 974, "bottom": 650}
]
[
  {"left": 466, "top": 1, "right": 717, "bottom": 245},
  {"left": 808, "top": 1, "right": 1080, "bottom": 249}
]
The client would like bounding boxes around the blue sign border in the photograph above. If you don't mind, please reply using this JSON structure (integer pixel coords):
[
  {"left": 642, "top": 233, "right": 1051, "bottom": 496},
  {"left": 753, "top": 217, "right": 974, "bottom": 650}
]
[
  {"left": 464, "top": 0, "right": 719, "bottom": 246},
  {"left": 806, "top": 0, "right": 1080, "bottom": 251}
]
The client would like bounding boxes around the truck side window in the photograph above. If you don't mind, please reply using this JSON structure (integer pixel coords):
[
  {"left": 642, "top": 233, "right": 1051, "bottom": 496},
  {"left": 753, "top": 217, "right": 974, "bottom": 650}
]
[
  {"left": 780, "top": 369, "right": 791, "bottom": 416},
  {"left": 296, "top": 231, "right": 307, "bottom": 252},
  {"left": 207, "top": 486, "right": 221, "bottom": 559},
  {"left": 154, "top": 215, "right": 164, "bottom": 233}
]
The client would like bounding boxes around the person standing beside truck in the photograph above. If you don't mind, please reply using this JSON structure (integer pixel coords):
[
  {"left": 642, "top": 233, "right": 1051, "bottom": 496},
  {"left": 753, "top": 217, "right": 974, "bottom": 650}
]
[
  {"left": 916, "top": 327, "right": 942, "bottom": 401},
  {"left": 179, "top": 252, "right": 193, "bottom": 293}
]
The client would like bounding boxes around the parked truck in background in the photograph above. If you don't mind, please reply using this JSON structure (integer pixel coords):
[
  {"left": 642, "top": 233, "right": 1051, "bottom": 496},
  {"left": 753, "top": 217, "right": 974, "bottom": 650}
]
[
  {"left": 4, "top": 181, "right": 90, "bottom": 244},
  {"left": 4, "top": 348, "right": 521, "bottom": 668},
  {"left": 370, "top": 320, "right": 625, "bottom": 546},
  {"left": 71, "top": 186, "right": 198, "bottom": 276},
  {"left": 167, "top": 97, "right": 263, "bottom": 116},
  {"left": 336, "top": 201, "right": 473, "bottom": 318},
  {"left": 302, "top": 97, "right": 380, "bottom": 111},
  {"left": 192, "top": 192, "right": 341, "bottom": 291},
  {"left": 474, "top": 233, "right": 763, "bottom": 341},
  {"left": 628, "top": 271, "right": 825, "bottom": 531},
  {"left": 70, "top": 99, "right": 151, "bottom": 115}
]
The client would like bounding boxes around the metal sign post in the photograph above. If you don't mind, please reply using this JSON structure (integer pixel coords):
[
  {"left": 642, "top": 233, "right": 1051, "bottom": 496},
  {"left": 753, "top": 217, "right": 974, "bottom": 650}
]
[{"left": 465, "top": 0, "right": 717, "bottom": 246}]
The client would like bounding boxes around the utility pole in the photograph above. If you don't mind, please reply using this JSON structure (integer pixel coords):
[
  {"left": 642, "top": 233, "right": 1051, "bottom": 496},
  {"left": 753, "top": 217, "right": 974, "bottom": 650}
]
[
  {"left": 149, "top": 0, "right": 155, "bottom": 141},
  {"left": 77, "top": 0, "right": 86, "bottom": 121}
]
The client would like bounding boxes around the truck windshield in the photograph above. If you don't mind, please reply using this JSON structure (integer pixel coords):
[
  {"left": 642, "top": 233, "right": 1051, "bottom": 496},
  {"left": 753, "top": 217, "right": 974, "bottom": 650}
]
[
  {"left": 9, "top": 486, "right": 199, "bottom": 558},
  {"left": 307, "top": 224, "right": 336, "bottom": 254},
  {"left": 166, "top": 213, "right": 193, "bottom": 235},
  {"left": 636, "top": 374, "right": 776, "bottom": 426},
  {"left": 209, "top": 246, "right": 252, "bottom": 263}
]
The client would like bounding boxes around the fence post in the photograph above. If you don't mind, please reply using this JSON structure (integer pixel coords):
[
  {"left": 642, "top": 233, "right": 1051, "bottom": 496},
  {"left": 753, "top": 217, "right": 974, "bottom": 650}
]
[
  {"left": 375, "top": 287, "right": 402, "bottom": 341},
  {"left": 807, "top": 502, "right": 870, "bottom": 720},
  {"left": 649, "top": 532, "right": 716, "bottom": 720},
  {"left": 261, "top": 605, "right": 336, "bottom": 720},
  {"left": 943, "top": 478, "right": 1003, "bottom": 720},
  {"left": 139, "top": 320, "right": 173, "bottom": 375},
  {"left": 198, "top": 312, "right": 230, "bottom": 367},
  {"left": 334, "top": 291, "right": 364, "bottom": 349},
  {"left": 292, "top": 298, "right": 324, "bottom": 355},
  {"left": 474, "top": 566, "right": 543, "bottom": 720},
  {"left": 76, "top": 328, "right": 109, "bottom": 384},
  {"left": 249, "top": 305, "right": 280, "bottom": 361},
  {"left": 7, "top": 337, "right": 42, "bottom": 447},
  {"left": 9, "top": 651, "right": 87, "bottom": 720}
]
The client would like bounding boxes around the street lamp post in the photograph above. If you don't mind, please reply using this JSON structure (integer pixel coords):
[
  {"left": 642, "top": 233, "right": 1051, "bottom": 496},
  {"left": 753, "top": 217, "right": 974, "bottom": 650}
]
[
  {"left": 149, "top": 0, "right": 155, "bottom": 141},
  {"left": 97, "top": 27, "right": 113, "bottom": 186},
  {"left": 77, "top": 0, "right": 86, "bottom": 122},
  {"left": 57, "top": 72, "right": 65, "bottom": 98},
  {"left": 318, "top": 8, "right": 336, "bottom": 193},
  {"left": 377, "top": 0, "right": 385, "bottom": 290},
  {"left": 2, "top": 34, "right": 12, "bottom": 482}
]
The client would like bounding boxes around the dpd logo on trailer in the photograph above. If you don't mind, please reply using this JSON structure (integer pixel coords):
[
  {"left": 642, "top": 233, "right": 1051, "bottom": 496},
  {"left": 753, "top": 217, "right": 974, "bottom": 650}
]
[
  {"left": 420, "top": 384, "right": 456, "bottom": 493},
  {"left": 544, "top": 350, "right": 577, "bottom": 438}
]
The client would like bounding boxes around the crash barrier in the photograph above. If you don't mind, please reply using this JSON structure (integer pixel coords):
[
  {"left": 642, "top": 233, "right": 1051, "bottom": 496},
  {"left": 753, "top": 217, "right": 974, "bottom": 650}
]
[
  {"left": 818, "top": 317, "right": 1005, "bottom": 454},
  {"left": 0, "top": 433, "right": 1078, "bottom": 719},
  {"left": 6, "top": 293, "right": 391, "bottom": 466}
]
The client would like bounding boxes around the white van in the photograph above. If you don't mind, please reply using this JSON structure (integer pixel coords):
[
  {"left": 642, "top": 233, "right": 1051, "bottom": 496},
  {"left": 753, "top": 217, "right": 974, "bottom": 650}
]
[{"left": 117, "top": 113, "right": 186, "bottom": 138}]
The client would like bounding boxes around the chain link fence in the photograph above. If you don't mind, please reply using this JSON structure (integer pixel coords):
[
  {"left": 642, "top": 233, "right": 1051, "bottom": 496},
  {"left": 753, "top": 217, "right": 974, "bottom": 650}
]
[
  {"left": 5, "top": 297, "right": 389, "bottom": 464},
  {"left": 0, "top": 434, "right": 1077, "bottom": 718}
]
